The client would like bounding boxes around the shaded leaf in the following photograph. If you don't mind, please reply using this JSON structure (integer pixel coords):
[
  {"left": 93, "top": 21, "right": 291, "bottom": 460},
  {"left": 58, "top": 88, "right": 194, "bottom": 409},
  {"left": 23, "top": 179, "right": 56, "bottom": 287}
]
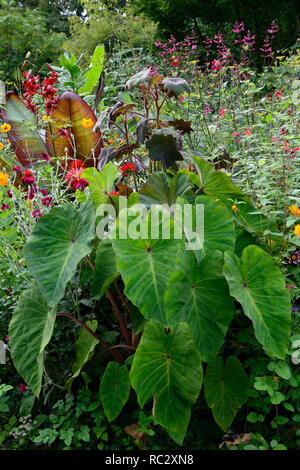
[
  {"left": 161, "top": 77, "right": 191, "bottom": 97},
  {"left": 100, "top": 362, "right": 130, "bottom": 422},
  {"left": 204, "top": 356, "right": 249, "bottom": 431},
  {"left": 92, "top": 238, "right": 119, "bottom": 299},
  {"left": 146, "top": 130, "right": 183, "bottom": 168}
]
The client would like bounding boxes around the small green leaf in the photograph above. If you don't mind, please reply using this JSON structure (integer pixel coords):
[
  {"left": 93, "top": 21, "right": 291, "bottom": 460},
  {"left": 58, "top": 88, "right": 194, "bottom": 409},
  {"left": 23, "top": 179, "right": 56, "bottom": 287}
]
[
  {"left": 100, "top": 362, "right": 130, "bottom": 422},
  {"left": 204, "top": 356, "right": 249, "bottom": 431}
]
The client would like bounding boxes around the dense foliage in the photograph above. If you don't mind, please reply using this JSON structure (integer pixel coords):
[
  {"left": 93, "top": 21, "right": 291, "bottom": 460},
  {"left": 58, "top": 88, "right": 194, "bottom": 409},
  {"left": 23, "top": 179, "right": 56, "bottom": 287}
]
[{"left": 0, "top": 7, "right": 300, "bottom": 451}]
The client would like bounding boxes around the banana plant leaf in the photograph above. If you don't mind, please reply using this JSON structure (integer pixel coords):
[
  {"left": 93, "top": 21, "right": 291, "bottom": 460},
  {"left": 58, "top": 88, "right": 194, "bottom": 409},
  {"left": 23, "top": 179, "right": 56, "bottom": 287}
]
[
  {"left": 2, "top": 92, "right": 50, "bottom": 167},
  {"left": 47, "top": 91, "right": 103, "bottom": 166}
]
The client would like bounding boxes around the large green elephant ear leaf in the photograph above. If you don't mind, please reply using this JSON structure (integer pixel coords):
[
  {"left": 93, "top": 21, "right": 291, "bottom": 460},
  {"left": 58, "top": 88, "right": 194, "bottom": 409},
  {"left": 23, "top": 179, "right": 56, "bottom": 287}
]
[
  {"left": 139, "top": 172, "right": 192, "bottom": 207},
  {"left": 3, "top": 92, "right": 50, "bottom": 167},
  {"left": 112, "top": 207, "right": 185, "bottom": 326},
  {"left": 223, "top": 246, "right": 291, "bottom": 359},
  {"left": 47, "top": 91, "right": 103, "bottom": 165},
  {"left": 204, "top": 356, "right": 249, "bottom": 431},
  {"left": 9, "top": 283, "right": 57, "bottom": 397},
  {"left": 165, "top": 250, "right": 234, "bottom": 362},
  {"left": 130, "top": 321, "right": 203, "bottom": 444},
  {"left": 65, "top": 320, "right": 99, "bottom": 392},
  {"left": 176, "top": 195, "right": 236, "bottom": 262},
  {"left": 24, "top": 200, "right": 96, "bottom": 307},
  {"left": 100, "top": 362, "right": 130, "bottom": 422}
]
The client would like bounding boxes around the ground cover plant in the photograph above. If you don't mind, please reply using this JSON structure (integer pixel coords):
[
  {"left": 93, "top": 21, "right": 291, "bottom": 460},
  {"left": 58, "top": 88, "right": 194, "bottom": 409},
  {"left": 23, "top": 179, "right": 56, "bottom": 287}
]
[{"left": 0, "top": 14, "right": 300, "bottom": 451}]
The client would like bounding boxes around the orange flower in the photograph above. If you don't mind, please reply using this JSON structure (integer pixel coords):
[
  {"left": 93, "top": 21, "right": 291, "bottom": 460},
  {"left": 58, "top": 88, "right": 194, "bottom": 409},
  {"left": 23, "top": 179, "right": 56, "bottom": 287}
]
[
  {"left": 0, "top": 171, "right": 9, "bottom": 186},
  {"left": 0, "top": 143, "right": 4, "bottom": 150},
  {"left": 289, "top": 205, "right": 300, "bottom": 216},
  {"left": 1, "top": 123, "right": 11, "bottom": 133},
  {"left": 232, "top": 205, "right": 239, "bottom": 212},
  {"left": 295, "top": 225, "right": 300, "bottom": 237},
  {"left": 81, "top": 118, "right": 93, "bottom": 128}
]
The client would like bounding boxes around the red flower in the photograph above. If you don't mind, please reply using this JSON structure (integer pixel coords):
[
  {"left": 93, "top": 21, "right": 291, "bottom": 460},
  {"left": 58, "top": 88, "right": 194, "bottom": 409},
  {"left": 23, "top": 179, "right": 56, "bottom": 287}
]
[
  {"left": 266, "top": 93, "right": 273, "bottom": 101},
  {"left": 243, "top": 127, "right": 251, "bottom": 136},
  {"left": 211, "top": 59, "right": 223, "bottom": 71},
  {"left": 22, "top": 169, "right": 35, "bottom": 184},
  {"left": 284, "top": 141, "right": 289, "bottom": 152},
  {"left": 41, "top": 152, "right": 50, "bottom": 162},
  {"left": 110, "top": 190, "right": 120, "bottom": 196},
  {"left": 219, "top": 107, "right": 226, "bottom": 118},
  {"left": 275, "top": 90, "right": 283, "bottom": 99},
  {"left": 19, "top": 383, "right": 28, "bottom": 393},
  {"left": 120, "top": 162, "right": 135, "bottom": 176},
  {"left": 172, "top": 56, "right": 180, "bottom": 67},
  {"left": 65, "top": 160, "right": 86, "bottom": 190},
  {"left": 13, "top": 166, "right": 21, "bottom": 174}
]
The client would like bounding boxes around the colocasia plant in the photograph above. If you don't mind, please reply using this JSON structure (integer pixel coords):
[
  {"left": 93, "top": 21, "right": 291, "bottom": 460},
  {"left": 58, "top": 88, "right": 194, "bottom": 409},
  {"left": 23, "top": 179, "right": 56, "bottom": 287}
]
[{"left": 1, "top": 65, "right": 296, "bottom": 445}]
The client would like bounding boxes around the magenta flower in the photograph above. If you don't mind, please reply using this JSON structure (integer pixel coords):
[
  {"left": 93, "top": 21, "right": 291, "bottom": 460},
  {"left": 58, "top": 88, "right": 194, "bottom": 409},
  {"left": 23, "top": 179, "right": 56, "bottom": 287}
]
[
  {"left": 6, "top": 189, "right": 12, "bottom": 198},
  {"left": 59, "top": 129, "right": 68, "bottom": 138},
  {"left": 19, "top": 383, "right": 28, "bottom": 393},
  {"left": 1, "top": 203, "right": 9, "bottom": 211},
  {"left": 41, "top": 152, "right": 50, "bottom": 162},
  {"left": 41, "top": 196, "right": 53, "bottom": 207},
  {"left": 76, "top": 178, "right": 89, "bottom": 191},
  {"left": 203, "top": 106, "right": 211, "bottom": 115},
  {"left": 32, "top": 209, "right": 42, "bottom": 218},
  {"left": 211, "top": 59, "right": 223, "bottom": 71},
  {"left": 12, "top": 165, "right": 21, "bottom": 174},
  {"left": 5, "top": 336, "right": 9, "bottom": 342}
]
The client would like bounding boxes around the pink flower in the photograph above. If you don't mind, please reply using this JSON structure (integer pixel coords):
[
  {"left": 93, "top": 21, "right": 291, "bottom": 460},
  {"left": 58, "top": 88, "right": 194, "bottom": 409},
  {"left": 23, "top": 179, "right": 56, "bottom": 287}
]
[
  {"left": 272, "top": 136, "right": 276, "bottom": 142},
  {"left": 243, "top": 127, "right": 251, "bottom": 136},
  {"left": 203, "top": 106, "right": 211, "bottom": 115},
  {"left": 211, "top": 59, "right": 223, "bottom": 71},
  {"left": 233, "top": 132, "right": 240, "bottom": 142},
  {"left": 32, "top": 209, "right": 42, "bottom": 219},
  {"left": 5, "top": 336, "right": 9, "bottom": 342},
  {"left": 41, "top": 196, "right": 53, "bottom": 207},
  {"left": 6, "top": 190, "right": 12, "bottom": 198},
  {"left": 75, "top": 178, "right": 89, "bottom": 191},
  {"left": 13, "top": 166, "right": 21, "bottom": 174},
  {"left": 1, "top": 203, "right": 9, "bottom": 211},
  {"left": 219, "top": 107, "right": 226, "bottom": 118},
  {"left": 41, "top": 152, "right": 50, "bottom": 162},
  {"left": 59, "top": 129, "right": 68, "bottom": 138},
  {"left": 19, "top": 383, "right": 28, "bottom": 393}
]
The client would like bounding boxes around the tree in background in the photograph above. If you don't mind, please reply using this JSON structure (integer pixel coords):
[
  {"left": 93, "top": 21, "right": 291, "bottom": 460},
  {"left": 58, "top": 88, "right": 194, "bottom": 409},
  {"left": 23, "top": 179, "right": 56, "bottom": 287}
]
[
  {"left": 65, "top": 0, "right": 156, "bottom": 61},
  {"left": 0, "top": 0, "right": 65, "bottom": 84},
  {"left": 131, "top": 0, "right": 300, "bottom": 65},
  {"left": 18, "top": 0, "right": 84, "bottom": 35}
]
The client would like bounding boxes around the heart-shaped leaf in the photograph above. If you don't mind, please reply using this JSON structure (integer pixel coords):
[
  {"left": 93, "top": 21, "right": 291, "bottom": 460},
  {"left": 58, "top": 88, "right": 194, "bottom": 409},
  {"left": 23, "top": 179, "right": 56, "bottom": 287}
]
[
  {"left": 204, "top": 356, "right": 249, "bottom": 431},
  {"left": 9, "top": 283, "right": 57, "bottom": 397},
  {"left": 100, "top": 362, "right": 130, "bottom": 422},
  {"left": 165, "top": 250, "right": 235, "bottom": 362},
  {"left": 3, "top": 92, "right": 49, "bottom": 167},
  {"left": 223, "top": 246, "right": 291, "bottom": 359},
  {"left": 47, "top": 91, "right": 103, "bottom": 165},
  {"left": 24, "top": 200, "right": 96, "bottom": 307},
  {"left": 112, "top": 209, "right": 185, "bottom": 326},
  {"left": 146, "top": 130, "right": 183, "bottom": 168},
  {"left": 139, "top": 172, "right": 192, "bottom": 208},
  {"left": 125, "top": 68, "right": 151, "bottom": 90},
  {"left": 161, "top": 77, "right": 191, "bottom": 97},
  {"left": 130, "top": 321, "right": 203, "bottom": 443}
]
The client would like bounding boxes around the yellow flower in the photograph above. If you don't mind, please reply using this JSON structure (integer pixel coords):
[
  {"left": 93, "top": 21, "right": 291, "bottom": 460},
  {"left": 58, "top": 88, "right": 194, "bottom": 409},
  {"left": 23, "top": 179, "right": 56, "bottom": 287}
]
[
  {"left": 232, "top": 205, "right": 239, "bottom": 212},
  {"left": 289, "top": 205, "right": 300, "bottom": 216},
  {"left": 1, "top": 123, "right": 11, "bottom": 133},
  {"left": 0, "top": 171, "right": 9, "bottom": 186},
  {"left": 0, "top": 143, "right": 4, "bottom": 150},
  {"left": 42, "top": 115, "right": 51, "bottom": 122},
  {"left": 81, "top": 118, "right": 93, "bottom": 128},
  {"left": 272, "top": 376, "right": 280, "bottom": 383},
  {"left": 295, "top": 225, "right": 300, "bottom": 237}
]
